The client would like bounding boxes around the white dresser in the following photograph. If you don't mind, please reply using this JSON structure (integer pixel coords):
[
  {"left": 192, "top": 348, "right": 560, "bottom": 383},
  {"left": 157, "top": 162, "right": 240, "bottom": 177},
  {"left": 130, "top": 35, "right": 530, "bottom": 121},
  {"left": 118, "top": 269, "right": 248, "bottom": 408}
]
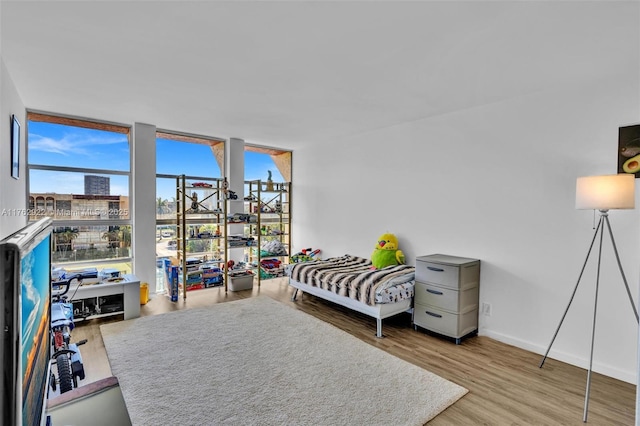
[{"left": 413, "top": 254, "right": 480, "bottom": 344}]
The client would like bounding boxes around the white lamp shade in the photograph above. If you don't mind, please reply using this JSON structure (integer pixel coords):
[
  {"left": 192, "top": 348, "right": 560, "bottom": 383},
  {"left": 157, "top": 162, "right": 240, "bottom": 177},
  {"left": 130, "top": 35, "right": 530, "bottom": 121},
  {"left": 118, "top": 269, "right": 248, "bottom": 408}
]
[{"left": 576, "top": 174, "right": 636, "bottom": 210}]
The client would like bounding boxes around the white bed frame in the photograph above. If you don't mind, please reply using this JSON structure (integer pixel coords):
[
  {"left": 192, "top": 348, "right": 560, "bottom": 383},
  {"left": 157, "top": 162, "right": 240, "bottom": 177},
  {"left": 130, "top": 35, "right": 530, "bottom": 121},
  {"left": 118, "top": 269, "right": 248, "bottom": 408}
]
[{"left": 289, "top": 278, "right": 412, "bottom": 338}]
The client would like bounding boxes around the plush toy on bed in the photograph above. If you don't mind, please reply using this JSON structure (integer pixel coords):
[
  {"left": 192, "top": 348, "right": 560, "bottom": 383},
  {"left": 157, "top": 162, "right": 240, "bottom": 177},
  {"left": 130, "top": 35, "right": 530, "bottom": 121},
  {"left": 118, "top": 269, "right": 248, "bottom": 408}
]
[{"left": 371, "top": 233, "right": 405, "bottom": 269}]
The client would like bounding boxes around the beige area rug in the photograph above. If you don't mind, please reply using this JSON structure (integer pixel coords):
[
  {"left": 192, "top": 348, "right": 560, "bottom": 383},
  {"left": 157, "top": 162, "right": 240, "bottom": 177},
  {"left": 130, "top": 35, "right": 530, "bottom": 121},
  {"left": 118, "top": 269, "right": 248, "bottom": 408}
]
[{"left": 101, "top": 296, "right": 467, "bottom": 426}]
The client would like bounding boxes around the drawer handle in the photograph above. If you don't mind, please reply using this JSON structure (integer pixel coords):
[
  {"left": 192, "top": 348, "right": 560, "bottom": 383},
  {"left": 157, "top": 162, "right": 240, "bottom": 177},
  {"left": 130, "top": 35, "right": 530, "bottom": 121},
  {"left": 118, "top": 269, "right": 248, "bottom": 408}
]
[
  {"left": 427, "top": 266, "right": 444, "bottom": 272},
  {"left": 425, "top": 311, "right": 442, "bottom": 318},
  {"left": 426, "top": 289, "right": 443, "bottom": 295}
]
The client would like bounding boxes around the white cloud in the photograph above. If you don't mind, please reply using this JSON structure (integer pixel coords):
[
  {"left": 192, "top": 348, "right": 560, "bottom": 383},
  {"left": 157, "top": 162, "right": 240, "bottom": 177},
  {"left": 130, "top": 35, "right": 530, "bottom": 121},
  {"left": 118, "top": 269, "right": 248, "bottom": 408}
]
[{"left": 29, "top": 132, "right": 127, "bottom": 158}]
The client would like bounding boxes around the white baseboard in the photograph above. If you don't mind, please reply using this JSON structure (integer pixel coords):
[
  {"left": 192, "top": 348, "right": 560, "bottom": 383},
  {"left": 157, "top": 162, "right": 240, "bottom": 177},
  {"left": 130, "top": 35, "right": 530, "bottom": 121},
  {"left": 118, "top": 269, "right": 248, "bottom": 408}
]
[{"left": 479, "top": 329, "right": 636, "bottom": 384}]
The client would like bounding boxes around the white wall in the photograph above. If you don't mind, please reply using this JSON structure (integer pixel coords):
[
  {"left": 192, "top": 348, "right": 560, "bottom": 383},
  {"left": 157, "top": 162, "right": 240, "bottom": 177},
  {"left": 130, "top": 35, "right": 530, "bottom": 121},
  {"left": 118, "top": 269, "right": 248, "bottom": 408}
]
[
  {"left": 0, "top": 56, "right": 27, "bottom": 239},
  {"left": 293, "top": 72, "right": 640, "bottom": 383},
  {"left": 132, "top": 123, "right": 157, "bottom": 293}
]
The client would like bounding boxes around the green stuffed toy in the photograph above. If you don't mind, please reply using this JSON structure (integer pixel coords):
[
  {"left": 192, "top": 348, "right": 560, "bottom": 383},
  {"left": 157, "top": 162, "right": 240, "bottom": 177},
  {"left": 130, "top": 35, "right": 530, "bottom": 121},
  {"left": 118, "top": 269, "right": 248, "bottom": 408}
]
[{"left": 371, "top": 233, "right": 405, "bottom": 269}]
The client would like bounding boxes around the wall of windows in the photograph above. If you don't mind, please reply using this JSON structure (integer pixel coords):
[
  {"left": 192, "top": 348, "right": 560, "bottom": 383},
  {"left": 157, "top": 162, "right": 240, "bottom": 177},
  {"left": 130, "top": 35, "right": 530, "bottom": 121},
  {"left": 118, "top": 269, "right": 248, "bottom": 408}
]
[
  {"left": 27, "top": 112, "right": 132, "bottom": 275},
  {"left": 27, "top": 114, "right": 292, "bottom": 292},
  {"left": 153, "top": 136, "right": 293, "bottom": 294}
]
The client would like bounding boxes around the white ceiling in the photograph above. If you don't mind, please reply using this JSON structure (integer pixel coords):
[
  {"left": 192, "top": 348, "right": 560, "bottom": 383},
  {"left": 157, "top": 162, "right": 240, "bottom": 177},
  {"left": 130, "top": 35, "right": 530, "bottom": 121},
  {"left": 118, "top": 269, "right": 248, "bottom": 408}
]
[{"left": 1, "top": 1, "right": 637, "bottom": 149}]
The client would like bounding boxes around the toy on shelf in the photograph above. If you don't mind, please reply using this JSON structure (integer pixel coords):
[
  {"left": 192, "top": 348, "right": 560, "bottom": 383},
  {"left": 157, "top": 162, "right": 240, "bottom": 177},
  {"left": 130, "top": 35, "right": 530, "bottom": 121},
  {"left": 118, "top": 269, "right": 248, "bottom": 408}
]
[
  {"left": 227, "top": 212, "right": 257, "bottom": 223},
  {"left": 221, "top": 177, "right": 238, "bottom": 200},
  {"left": 228, "top": 234, "right": 255, "bottom": 247},
  {"left": 201, "top": 265, "right": 223, "bottom": 287},
  {"left": 197, "top": 229, "right": 212, "bottom": 239},
  {"left": 260, "top": 258, "right": 285, "bottom": 278},
  {"left": 192, "top": 182, "right": 213, "bottom": 188},
  {"left": 371, "top": 233, "right": 405, "bottom": 269},
  {"left": 261, "top": 226, "right": 284, "bottom": 236},
  {"left": 290, "top": 248, "right": 321, "bottom": 263},
  {"left": 190, "top": 192, "right": 199, "bottom": 212},
  {"left": 266, "top": 170, "right": 274, "bottom": 191},
  {"left": 260, "top": 240, "right": 288, "bottom": 256}
]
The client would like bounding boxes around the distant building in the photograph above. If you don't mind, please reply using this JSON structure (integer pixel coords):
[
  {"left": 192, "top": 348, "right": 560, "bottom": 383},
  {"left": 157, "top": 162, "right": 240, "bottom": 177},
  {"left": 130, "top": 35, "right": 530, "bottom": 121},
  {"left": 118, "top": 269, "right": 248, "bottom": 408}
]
[
  {"left": 28, "top": 193, "right": 129, "bottom": 221},
  {"left": 28, "top": 193, "right": 130, "bottom": 252},
  {"left": 84, "top": 175, "right": 110, "bottom": 195}
]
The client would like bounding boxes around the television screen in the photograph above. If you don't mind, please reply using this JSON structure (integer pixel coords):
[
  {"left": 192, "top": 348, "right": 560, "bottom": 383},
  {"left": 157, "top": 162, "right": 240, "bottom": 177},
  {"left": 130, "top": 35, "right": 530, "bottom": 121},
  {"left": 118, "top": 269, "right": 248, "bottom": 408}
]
[{"left": 1, "top": 217, "right": 52, "bottom": 426}]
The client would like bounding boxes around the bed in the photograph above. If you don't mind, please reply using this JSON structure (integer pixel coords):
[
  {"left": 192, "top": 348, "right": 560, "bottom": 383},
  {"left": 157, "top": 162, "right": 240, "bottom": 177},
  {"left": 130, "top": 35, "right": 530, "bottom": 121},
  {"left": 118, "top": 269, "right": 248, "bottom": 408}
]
[{"left": 288, "top": 254, "right": 415, "bottom": 337}]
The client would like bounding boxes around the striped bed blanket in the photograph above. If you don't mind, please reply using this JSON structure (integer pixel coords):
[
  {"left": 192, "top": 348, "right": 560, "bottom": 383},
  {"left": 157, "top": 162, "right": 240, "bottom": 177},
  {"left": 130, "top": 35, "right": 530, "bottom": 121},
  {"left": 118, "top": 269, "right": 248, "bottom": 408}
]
[{"left": 288, "top": 254, "right": 415, "bottom": 306}]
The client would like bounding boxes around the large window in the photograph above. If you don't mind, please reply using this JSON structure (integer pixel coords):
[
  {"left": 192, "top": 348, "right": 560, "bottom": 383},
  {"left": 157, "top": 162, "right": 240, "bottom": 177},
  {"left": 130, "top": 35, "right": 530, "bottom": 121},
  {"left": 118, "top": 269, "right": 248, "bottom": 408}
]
[
  {"left": 152, "top": 135, "right": 292, "bottom": 293},
  {"left": 27, "top": 113, "right": 132, "bottom": 276},
  {"left": 155, "top": 131, "right": 224, "bottom": 292}
]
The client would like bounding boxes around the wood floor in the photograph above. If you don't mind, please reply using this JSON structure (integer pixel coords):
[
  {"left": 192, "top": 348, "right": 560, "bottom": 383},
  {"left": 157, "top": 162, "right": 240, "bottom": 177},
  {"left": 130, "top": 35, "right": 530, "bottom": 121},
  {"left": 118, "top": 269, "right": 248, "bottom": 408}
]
[{"left": 69, "top": 278, "right": 636, "bottom": 425}]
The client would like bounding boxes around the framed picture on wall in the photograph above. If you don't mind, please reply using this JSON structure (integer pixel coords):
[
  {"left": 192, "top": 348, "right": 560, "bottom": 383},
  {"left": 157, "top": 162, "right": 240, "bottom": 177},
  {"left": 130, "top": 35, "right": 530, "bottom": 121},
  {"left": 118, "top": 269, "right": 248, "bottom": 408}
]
[
  {"left": 11, "top": 114, "right": 20, "bottom": 179},
  {"left": 618, "top": 124, "right": 640, "bottom": 178}
]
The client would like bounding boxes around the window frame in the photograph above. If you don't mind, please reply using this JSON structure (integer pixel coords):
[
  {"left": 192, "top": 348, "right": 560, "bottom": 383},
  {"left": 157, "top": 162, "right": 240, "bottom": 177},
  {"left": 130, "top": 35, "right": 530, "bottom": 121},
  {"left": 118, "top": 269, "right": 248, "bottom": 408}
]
[
  {"left": 26, "top": 110, "right": 133, "bottom": 268},
  {"left": 154, "top": 129, "right": 226, "bottom": 293}
]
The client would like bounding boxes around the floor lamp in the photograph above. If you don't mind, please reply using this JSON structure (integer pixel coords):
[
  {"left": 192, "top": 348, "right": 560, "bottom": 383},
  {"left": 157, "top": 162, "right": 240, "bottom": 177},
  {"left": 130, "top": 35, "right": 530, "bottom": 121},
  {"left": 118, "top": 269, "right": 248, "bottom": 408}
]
[{"left": 539, "top": 174, "right": 639, "bottom": 423}]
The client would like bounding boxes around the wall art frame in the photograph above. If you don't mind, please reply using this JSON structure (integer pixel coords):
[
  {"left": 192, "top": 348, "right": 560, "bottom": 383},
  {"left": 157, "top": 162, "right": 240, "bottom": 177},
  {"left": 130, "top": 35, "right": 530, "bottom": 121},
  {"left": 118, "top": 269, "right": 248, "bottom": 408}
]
[
  {"left": 618, "top": 124, "right": 640, "bottom": 178},
  {"left": 11, "top": 114, "right": 20, "bottom": 179}
]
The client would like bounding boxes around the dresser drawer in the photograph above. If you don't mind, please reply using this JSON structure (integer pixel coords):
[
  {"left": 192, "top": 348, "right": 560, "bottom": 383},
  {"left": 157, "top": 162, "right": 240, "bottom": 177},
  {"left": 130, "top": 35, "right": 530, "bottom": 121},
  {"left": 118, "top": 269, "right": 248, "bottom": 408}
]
[
  {"left": 415, "top": 261, "right": 460, "bottom": 288},
  {"left": 415, "top": 255, "right": 480, "bottom": 290},
  {"left": 413, "top": 303, "right": 478, "bottom": 339},
  {"left": 414, "top": 282, "right": 479, "bottom": 313}
]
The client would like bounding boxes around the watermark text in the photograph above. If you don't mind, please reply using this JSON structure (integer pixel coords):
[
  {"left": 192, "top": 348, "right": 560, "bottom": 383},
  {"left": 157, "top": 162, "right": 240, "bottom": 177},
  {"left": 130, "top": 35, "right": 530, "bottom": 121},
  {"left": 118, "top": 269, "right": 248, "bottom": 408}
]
[{"left": 1, "top": 208, "right": 129, "bottom": 217}]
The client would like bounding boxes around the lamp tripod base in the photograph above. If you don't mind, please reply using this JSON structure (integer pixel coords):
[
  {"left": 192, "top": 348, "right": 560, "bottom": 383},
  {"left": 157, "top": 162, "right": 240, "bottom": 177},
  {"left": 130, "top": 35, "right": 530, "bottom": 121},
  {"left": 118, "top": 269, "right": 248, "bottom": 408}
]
[{"left": 539, "top": 210, "right": 638, "bottom": 423}]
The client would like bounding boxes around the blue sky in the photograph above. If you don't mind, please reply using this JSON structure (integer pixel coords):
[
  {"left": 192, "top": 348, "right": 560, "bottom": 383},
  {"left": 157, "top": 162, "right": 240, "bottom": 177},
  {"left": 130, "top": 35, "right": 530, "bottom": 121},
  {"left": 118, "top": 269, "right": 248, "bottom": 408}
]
[{"left": 28, "top": 121, "right": 284, "bottom": 200}]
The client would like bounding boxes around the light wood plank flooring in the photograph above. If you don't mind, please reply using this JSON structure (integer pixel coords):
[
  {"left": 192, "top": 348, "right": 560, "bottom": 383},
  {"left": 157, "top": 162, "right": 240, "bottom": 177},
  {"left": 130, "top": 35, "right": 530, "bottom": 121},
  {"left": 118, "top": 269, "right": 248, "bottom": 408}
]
[{"left": 68, "top": 278, "right": 636, "bottom": 425}]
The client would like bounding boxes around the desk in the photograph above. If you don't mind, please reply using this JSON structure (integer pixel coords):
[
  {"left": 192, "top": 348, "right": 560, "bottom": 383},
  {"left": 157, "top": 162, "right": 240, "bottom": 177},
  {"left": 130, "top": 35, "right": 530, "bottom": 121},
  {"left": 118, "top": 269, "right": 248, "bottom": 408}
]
[{"left": 70, "top": 274, "right": 140, "bottom": 320}]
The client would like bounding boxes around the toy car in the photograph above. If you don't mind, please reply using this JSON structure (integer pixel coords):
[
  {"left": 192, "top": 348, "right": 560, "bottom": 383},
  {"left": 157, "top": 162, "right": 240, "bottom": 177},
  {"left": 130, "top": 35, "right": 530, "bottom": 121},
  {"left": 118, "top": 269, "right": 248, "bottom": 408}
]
[{"left": 228, "top": 213, "right": 250, "bottom": 223}]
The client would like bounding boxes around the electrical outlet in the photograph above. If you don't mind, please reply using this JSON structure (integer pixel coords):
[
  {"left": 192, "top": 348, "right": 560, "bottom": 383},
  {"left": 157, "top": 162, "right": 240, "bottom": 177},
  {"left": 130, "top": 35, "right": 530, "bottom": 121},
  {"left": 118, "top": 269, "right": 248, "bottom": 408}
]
[{"left": 482, "top": 302, "right": 492, "bottom": 316}]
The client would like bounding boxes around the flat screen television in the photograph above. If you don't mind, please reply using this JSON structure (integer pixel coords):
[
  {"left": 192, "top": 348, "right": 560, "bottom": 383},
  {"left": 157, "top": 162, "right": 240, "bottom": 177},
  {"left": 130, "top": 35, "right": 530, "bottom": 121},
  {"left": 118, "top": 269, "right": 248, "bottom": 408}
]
[{"left": 1, "top": 217, "right": 53, "bottom": 426}]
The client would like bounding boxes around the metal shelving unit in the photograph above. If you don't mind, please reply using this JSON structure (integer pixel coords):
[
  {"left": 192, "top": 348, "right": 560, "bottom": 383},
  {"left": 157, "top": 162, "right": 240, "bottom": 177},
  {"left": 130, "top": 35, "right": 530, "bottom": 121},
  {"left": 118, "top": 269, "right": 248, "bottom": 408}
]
[
  {"left": 175, "top": 175, "right": 228, "bottom": 299},
  {"left": 245, "top": 180, "right": 291, "bottom": 286}
]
